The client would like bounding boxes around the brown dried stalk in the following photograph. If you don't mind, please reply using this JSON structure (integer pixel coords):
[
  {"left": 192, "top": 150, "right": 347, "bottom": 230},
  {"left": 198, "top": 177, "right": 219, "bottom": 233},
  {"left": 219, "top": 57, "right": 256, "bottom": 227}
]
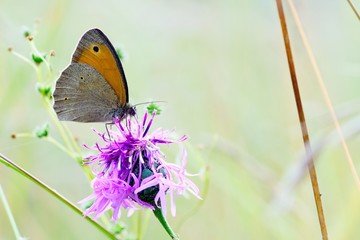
[{"left": 275, "top": 1, "right": 328, "bottom": 239}]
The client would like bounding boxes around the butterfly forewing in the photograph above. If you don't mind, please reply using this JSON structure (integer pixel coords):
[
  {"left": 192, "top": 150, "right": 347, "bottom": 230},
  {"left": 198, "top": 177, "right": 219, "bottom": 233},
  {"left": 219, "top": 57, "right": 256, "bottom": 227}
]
[{"left": 71, "top": 28, "right": 128, "bottom": 105}]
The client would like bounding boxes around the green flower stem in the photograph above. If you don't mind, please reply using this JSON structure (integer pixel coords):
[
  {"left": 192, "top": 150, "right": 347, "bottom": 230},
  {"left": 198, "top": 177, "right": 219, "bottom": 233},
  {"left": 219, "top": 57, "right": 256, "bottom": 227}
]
[
  {"left": 46, "top": 136, "right": 76, "bottom": 158},
  {"left": 0, "top": 185, "right": 26, "bottom": 240},
  {"left": 13, "top": 133, "right": 33, "bottom": 138},
  {"left": 43, "top": 97, "right": 83, "bottom": 159},
  {"left": 153, "top": 208, "right": 179, "bottom": 240},
  {"left": 14, "top": 133, "right": 74, "bottom": 159},
  {"left": 10, "top": 50, "right": 38, "bottom": 73},
  {"left": 0, "top": 153, "right": 118, "bottom": 240},
  {"left": 40, "top": 80, "right": 92, "bottom": 180},
  {"left": 62, "top": 122, "right": 82, "bottom": 154},
  {"left": 176, "top": 165, "right": 209, "bottom": 231},
  {"left": 29, "top": 40, "right": 52, "bottom": 84},
  {"left": 42, "top": 97, "right": 75, "bottom": 153},
  {"left": 13, "top": 132, "right": 92, "bottom": 181},
  {"left": 142, "top": 210, "right": 152, "bottom": 238},
  {"left": 42, "top": 96, "right": 95, "bottom": 186},
  {"left": 137, "top": 209, "right": 151, "bottom": 240},
  {"left": 137, "top": 210, "right": 143, "bottom": 240}
]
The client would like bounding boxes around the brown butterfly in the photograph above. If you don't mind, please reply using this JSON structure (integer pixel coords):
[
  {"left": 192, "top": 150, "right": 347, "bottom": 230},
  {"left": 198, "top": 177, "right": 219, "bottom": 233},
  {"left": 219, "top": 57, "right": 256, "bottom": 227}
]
[{"left": 53, "top": 28, "right": 135, "bottom": 122}]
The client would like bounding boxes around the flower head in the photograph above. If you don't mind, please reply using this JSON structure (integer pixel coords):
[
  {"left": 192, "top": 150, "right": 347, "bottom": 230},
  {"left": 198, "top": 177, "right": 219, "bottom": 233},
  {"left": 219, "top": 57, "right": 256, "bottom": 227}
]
[{"left": 81, "top": 111, "right": 200, "bottom": 220}]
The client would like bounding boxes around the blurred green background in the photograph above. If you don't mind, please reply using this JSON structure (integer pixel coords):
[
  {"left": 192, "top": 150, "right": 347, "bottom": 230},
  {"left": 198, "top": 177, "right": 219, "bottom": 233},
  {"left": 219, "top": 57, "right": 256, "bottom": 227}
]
[{"left": 1, "top": 0, "right": 360, "bottom": 239}]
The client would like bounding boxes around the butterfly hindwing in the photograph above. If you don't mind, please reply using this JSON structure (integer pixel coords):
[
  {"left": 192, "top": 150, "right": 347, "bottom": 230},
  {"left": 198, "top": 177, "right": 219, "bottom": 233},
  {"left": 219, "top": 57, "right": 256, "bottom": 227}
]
[{"left": 53, "top": 63, "right": 119, "bottom": 122}]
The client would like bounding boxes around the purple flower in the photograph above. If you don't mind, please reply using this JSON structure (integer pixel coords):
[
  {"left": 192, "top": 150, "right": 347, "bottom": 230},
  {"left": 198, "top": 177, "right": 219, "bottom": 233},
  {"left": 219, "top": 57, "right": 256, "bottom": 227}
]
[{"left": 80, "top": 112, "right": 200, "bottom": 220}]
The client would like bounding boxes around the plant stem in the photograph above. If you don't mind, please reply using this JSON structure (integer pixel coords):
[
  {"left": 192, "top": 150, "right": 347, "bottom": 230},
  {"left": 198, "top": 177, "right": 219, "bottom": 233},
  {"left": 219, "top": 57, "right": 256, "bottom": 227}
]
[
  {"left": 0, "top": 153, "right": 118, "bottom": 240},
  {"left": 347, "top": 0, "right": 360, "bottom": 21},
  {"left": 62, "top": 122, "right": 82, "bottom": 154},
  {"left": 275, "top": 1, "right": 328, "bottom": 239},
  {"left": 14, "top": 133, "right": 75, "bottom": 159},
  {"left": 153, "top": 208, "right": 178, "bottom": 240},
  {"left": 0, "top": 185, "right": 25, "bottom": 240},
  {"left": 287, "top": 0, "right": 360, "bottom": 191},
  {"left": 29, "top": 40, "right": 52, "bottom": 84},
  {"left": 137, "top": 210, "right": 143, "bottom": 240},
  {"left": 42, "top": 96, "right": 75, "bottom": 152},
  {"left": 176, "top": 165, "right": 209, "bottom": 231},
  {"left": 9, "top": 50, "right": 38, "bottom": 73}
]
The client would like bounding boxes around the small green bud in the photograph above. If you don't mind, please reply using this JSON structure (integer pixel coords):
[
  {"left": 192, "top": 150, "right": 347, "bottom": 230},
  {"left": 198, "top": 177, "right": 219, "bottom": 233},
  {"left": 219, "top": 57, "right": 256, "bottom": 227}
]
[
  {"left": 34, "top": 123, "right": 49, "bottom": 138},
  {"left": 36, "top": 84, "right": 52, "bottom": 98},
  {"left": 32, "top": 53, "right": 45, "bottom": 64},
  {"left": 81, "top": 199, "right": 94, "bottom": 210},
  {"left": 22, "top": 26, "right": 31, "bottom": 38},
  {"left": 116, "top": 47, "right": 126, "bottom": 61},
  {"left": 109, "top": 222, "right": 126, "bottom": 235},
  {"left": 24, "top": 31, "right": 31, "bottom": 38},
  {"left": 74, "top": 154, "right": 83, "bottom": 164},
  {"left": 147, "top": 102, "right": 161, "bottom": 115}
]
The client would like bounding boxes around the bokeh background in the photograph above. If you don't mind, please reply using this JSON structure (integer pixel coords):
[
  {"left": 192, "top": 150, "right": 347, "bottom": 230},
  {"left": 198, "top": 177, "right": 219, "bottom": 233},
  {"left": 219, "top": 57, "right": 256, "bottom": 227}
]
[{"left": 1, "top": 0, "right": 360, "bottom": 239}]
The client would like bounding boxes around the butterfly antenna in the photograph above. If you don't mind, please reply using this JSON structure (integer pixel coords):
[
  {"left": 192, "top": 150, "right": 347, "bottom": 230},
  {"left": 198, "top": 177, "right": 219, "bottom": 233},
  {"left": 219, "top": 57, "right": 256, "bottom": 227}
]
[{"left": 133, "top": 100, "right": 167, "bottom": 107}]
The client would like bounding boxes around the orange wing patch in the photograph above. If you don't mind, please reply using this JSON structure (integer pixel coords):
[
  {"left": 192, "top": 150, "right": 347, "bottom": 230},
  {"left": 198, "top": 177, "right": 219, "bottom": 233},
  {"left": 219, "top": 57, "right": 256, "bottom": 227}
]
[{"left": 76, "top": 43, "right": 127, "bottom": 105}]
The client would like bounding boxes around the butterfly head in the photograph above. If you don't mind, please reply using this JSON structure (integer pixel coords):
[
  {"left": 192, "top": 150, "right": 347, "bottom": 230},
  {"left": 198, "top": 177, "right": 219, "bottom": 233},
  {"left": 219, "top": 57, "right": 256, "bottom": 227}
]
[{"left": 111, "top": 104, "right": 136, "bottom": 121}]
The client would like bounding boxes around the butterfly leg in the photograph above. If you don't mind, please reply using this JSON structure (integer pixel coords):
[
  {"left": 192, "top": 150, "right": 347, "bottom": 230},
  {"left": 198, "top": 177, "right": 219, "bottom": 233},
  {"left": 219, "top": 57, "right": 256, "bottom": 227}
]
[{"left": 105, "top": 122, "right": 114, "bottom": 140}]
